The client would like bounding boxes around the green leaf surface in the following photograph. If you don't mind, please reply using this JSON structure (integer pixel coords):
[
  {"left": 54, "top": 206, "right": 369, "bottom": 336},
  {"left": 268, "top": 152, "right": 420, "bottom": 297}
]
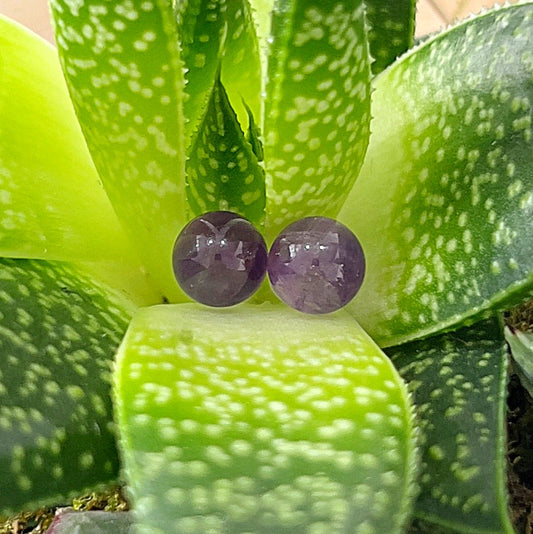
[
  {"left": 0, "top": 16, "right": 132, "bottom": 263},
  {"left": 49, "top": 0, "right": 187, "bottom": 302},
  {"left": 341, "top": 3, "right": 533, "bottom": 347},
  {"left": 176, "top": 0, "right": 226, "bottom": 145},
  {"left": 220, "top": 0, "right": 262, "bottom": 130},
  {"left": 0, "top": 258, "right": 131, "bottom": 513},
  {"left": 388, "top": 318, "right": 513, "bottom": 534},
  {"left": 178, "top": 0, "right": 262, "bottom": 145},
  {"left": 186, "top": 78, "right": 266, "bottom": 226},
  {"left": 364, "top": 0, "right": 415, "bottom": 74},
  {"left": 263, "top": 0, "right": 371, "bottom": 238},
  {"left": 115, "top": 304, "right": 417, "bottom": 533},
  {"left": 505, "top": 326, "right": 533, "bottom": 398}
]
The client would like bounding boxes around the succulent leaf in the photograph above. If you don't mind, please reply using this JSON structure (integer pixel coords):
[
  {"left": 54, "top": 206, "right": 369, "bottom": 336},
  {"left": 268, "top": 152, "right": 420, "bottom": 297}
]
[
  {"left": 0, "top": 16, "right": 131, "bottom": 263},
  {"left": 114, "top": 304, "right": 417, "bottom": 533},
  {"left": 364, "top": 0, "right": 416, "bottom": 74},
  {"left": 176, "top": 0, "right": 227, "bottom": 145},
  {"left": 341, "top": 3, "right": 533, "bottom": 347},
  {"left": 0, "top": 259, "right": 131, "bottom": 513},
  {"left": 178, "top": 0, "right": 262, "bottom": 144},
  {"left": 388, "top": 317, "right": 513, "bottom": 533},
  {"left": 263, "top": 0, "right": 371, "bottom": 238},
  {"left": 49, "top": 0, "right": 187, "bottom": 302},
  {"left": 505, "top": 326, "right": 533, "bottom": 398},
  {"left": 186, "top": 77, "right": 266, "bottom": 226},
  {"left": 220, "top": 0, "right": 262, "bottom": 130}
]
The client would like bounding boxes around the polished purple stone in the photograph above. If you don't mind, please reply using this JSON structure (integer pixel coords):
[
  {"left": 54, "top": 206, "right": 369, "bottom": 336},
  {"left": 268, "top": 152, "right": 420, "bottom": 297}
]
[
  {"left": 267, "top": 217, "right": 365, "bottom": 314},
  {"left": 172, "top": 211, "right": 267, "bottom": 307}
]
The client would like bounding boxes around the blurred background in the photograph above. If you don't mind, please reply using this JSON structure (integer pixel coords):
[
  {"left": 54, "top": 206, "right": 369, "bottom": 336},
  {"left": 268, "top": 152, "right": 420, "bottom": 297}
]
[{"left": 0, "top": 0, "right": 518, "bottom": 43}]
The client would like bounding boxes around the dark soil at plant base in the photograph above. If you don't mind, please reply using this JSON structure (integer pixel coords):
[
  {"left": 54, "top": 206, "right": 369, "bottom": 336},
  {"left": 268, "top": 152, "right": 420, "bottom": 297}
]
[{"left": 507, "top": 374, "right": 533, "bottom": 534}]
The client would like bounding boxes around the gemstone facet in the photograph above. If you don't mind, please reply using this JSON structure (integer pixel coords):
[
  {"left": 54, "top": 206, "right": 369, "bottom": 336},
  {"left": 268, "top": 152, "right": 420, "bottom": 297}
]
[
  {"left": 267, "top": 216, "right": 365, "bottom": 314},
  {"left": 172, "top": 211, "right": 267, "bottom": 307}
]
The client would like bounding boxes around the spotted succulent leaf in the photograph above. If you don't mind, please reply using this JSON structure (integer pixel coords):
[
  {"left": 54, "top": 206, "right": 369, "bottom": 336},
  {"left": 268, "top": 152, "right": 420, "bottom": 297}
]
[
  {"left": 505, "top": 326, "right": 533, "bottom": 398},
  {"left": 341, "top": 3, "right": 533, "bottom": 347},
  {"left": 0, "top": 16, "right": 131, "bottom": 264},
  {"left": 364, "top": 0, "right": 416, "bottom": 74},
  {"left": 263, "top": 0, "right": 371, "bottom": 238},
  {"left": 186, "top": 77, "right": 266, "bottom": 226},
  {"left": 178, "top": 0, "right": 262, "bottom": 144},
  {"left": 0, "top": 258, "right": 132, "bottom": 513},
  {"left": 388, "top": 317, "right": 513, "bottom": 533},
  {"left": 49, "top": 0, "right": 187, "bottom": 303},
  {"left": 176, "top": 0, "right": 227, "bottom": 146},
  {"left": 114, "top": 304, "right": 417, "bottom": 533},
  {"left": 220, "top": 0, "right": 262, "bottom": 131}
]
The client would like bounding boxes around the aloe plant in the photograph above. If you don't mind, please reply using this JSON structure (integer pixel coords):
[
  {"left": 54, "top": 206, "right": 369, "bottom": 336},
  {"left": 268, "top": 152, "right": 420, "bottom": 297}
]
[{"left": 0, "top": 1, "right": 532, "bottom": 533}]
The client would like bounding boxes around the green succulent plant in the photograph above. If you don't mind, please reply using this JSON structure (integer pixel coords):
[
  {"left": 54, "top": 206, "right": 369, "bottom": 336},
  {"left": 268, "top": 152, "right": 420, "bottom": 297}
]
[{"left": 0, "top": 0, "right": 532, "bottom": 533}]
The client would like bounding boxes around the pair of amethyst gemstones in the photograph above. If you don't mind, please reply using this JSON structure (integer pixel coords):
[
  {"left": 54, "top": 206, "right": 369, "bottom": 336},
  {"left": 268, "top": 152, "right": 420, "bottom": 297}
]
[{"left": 172, "top": 211, "right": 365, "bottom": 314}]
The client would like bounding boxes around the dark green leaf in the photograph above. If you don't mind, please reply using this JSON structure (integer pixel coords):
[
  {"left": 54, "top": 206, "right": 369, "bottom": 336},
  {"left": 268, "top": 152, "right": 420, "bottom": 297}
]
[
  {"left": 341, "top": 3, "right": 533, "bottom": 346},
  {"left": 49, "top": 0, "right": 187, "bottom": 302},
  {"left": 115, "top": 304, "right": 417, "bottom": 533},
  {"left": 186, "top": 78, "right": 266, "bottom": 225},
  {"left": 505, "top": 326, "right": 533, "bottom": 398},
  {"left": 177, "top": 0, "right": 226, "bottom": 145},
  {"left": 0, "top": 259, "right": 131, "bottom": 513},
  {"left": 177, "top": 0, "right": 262, "bottom": 145},
  {"left": 263, "top": 0, "right": 371, "bottom": 238},
  {"left": 364, "top": 0, "right": 415, "bottom": 74},
  {"left": 388, "top": 318, "right": 514, "bottom": 533}
]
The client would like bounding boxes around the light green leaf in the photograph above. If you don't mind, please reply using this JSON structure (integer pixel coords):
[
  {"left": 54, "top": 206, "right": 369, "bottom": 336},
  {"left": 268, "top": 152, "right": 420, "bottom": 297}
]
[
  {"left": 49, "top": 0, "right": 187, "bottom": 302},
  {"left": 263, "top": 0, "right": 371, "bottom": 238},
  {"left": 389, "top": 318, "right": 513, "bottom": 533},
  {"left": 0, "top": 16, "right": 131, "bottom": 263},
  {"left": 115, "top": 304, "right": 417, "bottom": 533},
  {"left": 186, "top": 77, "right": 266, "bottom": 226},
  {"left": 505, "top": 326, "right": 533, "bottom": 398},
  {"left": 0, "top": 258, "right": 131, "bottom": 513},
  {"left": 364, "top": 0, "right": 415, "bottom": 74},
  {"left": 341, "top": 3, "right": 533, "bottom": 347}
]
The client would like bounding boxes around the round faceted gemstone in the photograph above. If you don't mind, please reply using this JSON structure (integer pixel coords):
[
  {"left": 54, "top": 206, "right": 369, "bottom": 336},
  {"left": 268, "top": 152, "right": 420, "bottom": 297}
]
[
  {"left": 172, "top": 211, "right": 267, "bottom": 307},
  {"left": 268, "top": 216, "right": 365, "bottom": 314}
]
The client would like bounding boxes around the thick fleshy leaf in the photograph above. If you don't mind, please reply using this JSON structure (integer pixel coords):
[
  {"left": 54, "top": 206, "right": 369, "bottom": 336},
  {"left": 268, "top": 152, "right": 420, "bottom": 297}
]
[
  {"left": 186, "top": 78, "right": 266, "bottom": 225},
  {"left": 49, "top": 0, "right": 187, "bottom": 302},
  {"left": 364, "top": 0, "right": 415, "bottom": 74},
  {"left": 341, "top": 3, "right": 533, "bottom": 347},
  {"left": 263, "top": 0, "right": 371, "bottom": 238},
  {"left": 177, "top": 0, "right": 262, "bottom": 145},
  {"left": 114, "top": 304, "right": 417, "bottom": 533},
  {"left": 505, "top": 326, "right": 533, "bottom": 398},
  {"left": 176, "top": 0, "right": 226, "bottom": 145},
  {"left": 47, "top": 509, "right": 134, "bottom": 534},
  {"left": 220, "top": 0, "right": 262, "bottom": 129},
  {"left": 0, "top": 16, "right": 131, "bottom": 263},
  {"left": 388, "top": 318, "right": 513, "bottom": 533},
  {"left": 0, "top": 258, "right": 131, "bottom": 513}
]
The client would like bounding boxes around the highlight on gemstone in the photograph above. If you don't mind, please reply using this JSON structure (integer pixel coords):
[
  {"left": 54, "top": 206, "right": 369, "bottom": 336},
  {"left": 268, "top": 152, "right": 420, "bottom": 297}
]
[
  {"left": 172, "top": 211, "right": 268, "bottom": 307},
  {"left": 267, "top": 216, "right": 365, "bottom": 314}
]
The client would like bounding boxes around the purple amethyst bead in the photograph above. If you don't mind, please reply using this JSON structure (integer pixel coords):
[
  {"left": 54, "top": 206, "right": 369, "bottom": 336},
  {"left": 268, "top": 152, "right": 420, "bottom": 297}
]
[
  {"left": 267, "top": 217, "right": 365, "bottom": 314},
  {"left": 172, "top": 211, "right": 267, "bottom": 307}
]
